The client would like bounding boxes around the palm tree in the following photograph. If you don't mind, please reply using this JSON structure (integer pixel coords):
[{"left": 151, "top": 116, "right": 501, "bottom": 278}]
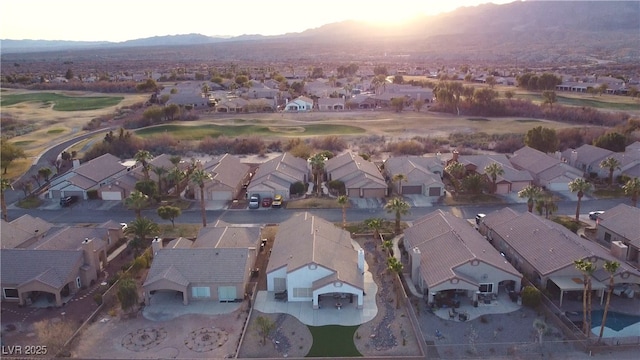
[
  {"left": 599, "top": 157, "right": 621, "bottom": 187},
  {"left": 535, "top": 195, "right": 558, "bottom": 219},
  {"left": 598, "top": 261, "right": 620, "bottom": 342},
  {"left": 190, "top": 168, "right": 212, "bottom": 227},
  {"left": 387, "top": 257, "right": 404, "bottom": 309},
  {"left": 445, "top": 162, "right": 466, "bottom": 194},
  {"left": 518, "top": 185, "right": 542, "bottom": 213},
  {"left": 385, "top": 197, "right": 410, "bottom": 235},
  {"left": 125, "top": 190, "right": 148, "bottom": 218},
  {"left": 337, "top": 195, "right": 349, "bottom": 229},
  {"left": 623, "top": 177, "right": 640, "bottom": 207},
  {"left": 364, "top": 218, "right": 384, "bottom": 242},
  {"left": 151, "top": 166, "right": 167, "bottom": 196},
  {"left": 134, "top": 150, "right": 153, "bottom": 180},
  {"left": 124, "top": 217, "right": 159, "bottom": 255},
  {"left": 382, "top": 239, "right": 394, "bottom": 255},
  {"left": 167, "top": 167, "right": 185, "bottom": 196},
  {"left": 484, "top": 162, "right": 504, "bottom": 194},
  {"left": 568, "top": 178, "right": 592, "bottom": 221},
  {"left": 308, "top": 153, "right": 326, "bottom": 196},
  {"left": 392, "top": 173, "right": 407, "bottom": 195},
  {"left": 574, "top": 259, "right": 596, "bottom": 338},
  {"left": 1, "top": 178, "right": 12, "bottom": 221},
  {"left": 169, "top": 155, "right": 182, "bottom": 168}
]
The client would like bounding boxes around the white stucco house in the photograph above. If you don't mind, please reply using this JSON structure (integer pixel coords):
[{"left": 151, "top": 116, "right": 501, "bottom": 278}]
[{"left": 284, "top": 96, "right": 313, "bottom": 112}]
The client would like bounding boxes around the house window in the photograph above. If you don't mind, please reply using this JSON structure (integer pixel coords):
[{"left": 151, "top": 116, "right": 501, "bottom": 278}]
[
  {"left": 604, "top": 232, "right": 611, "bottom": 242},
  {"left": 293, "top": 288, "right": 312, "bottom": 298},
  {"left": 479, "top": 283, "right": 493, "bottom": 293},
  {"left": 3, "top": 288, "right": 19, "bottom": 299},
  {"left": 192, "top": 287, "right": 211, "bottom": 298}
]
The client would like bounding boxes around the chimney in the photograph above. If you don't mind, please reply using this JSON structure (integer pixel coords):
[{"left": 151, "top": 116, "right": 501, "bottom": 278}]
[
  {"left": 357, "top": 248, "right": 365, "bottom": 274},
  {"left": 452, "top": 150, "right": 459, "bottom": 162},
  {"left": 410, "top": 247, "right": 421, "bottom": 287},
  {"left": 73, "top": 159, "right": 80, "bottom": 169},
  {"left": 555, "top": 151, "right": 562, "bottom": 160},
  {"left": 570, "top": 150, "right": 578, "bottom": 165},
  {"left": 610, "top": 241, "right": 628, "bottom": 261},
  {"left": 152, "top": 236, "right": 162, "bottom": 255},
  {"left": 81, "top": 238, "right": 98, "bottom": 278}
]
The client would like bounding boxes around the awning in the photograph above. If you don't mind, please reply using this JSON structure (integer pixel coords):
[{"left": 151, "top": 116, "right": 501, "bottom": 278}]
[{"left": 549, "top": 276, "right": 607, "bottom": 307}]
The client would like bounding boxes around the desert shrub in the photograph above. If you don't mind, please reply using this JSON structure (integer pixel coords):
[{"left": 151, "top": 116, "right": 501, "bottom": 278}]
[
  {"left": 386, "top": 140, "right": 424, "bottom": 155},
  {"left": 231, "top": 136, "right": 265, "bottom": 155},
  {"left": 521, "top": 286, "right": 541, "bottom": 308},
  {"left": 327, "top": 180, "right": 345, "bottom": 195},
  {"left": 290, "top": 182, "right": 306, "bottom": 196},
  {"left": 310, "top": 136, "right": 347, "bottom": 152}
]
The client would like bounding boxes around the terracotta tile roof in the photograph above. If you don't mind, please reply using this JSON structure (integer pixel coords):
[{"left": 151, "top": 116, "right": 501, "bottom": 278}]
[
  {"left": 73, "top": 153, "right": 126, "bottom": 183},
  {"left": 200, "top": 154, "right": 250, "bottom": 191},
  {"left": 249, "top": 153, "right": 308, "bottom": 192},
  {"left": 404, "top": 210, "right": 520, "bottom": 288},
  {"left": 1, "top": 249, "right": 83, "bottom": 289},
  {"left": 325, "top": 152, "right": 386, "bottom": 188},
  {"left": 194, "top": 226, "right": 260, "bottom": 249},
  {"left": 29, "top": 226, "right": 107, "bottom": 251},
  {"left": 597, "top": 204, "right": 640, "bottom": 247},
  {"left": 510, "top": 147, "right": 560, "bottom": 174},
  {"left": 1, "top": 215, "right": 53, "bottom": 249}
]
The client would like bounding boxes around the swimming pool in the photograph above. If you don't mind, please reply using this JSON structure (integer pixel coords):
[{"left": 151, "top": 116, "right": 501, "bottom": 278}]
[{"left": 585, "top": 310, "right": 640, "bottom": 337}]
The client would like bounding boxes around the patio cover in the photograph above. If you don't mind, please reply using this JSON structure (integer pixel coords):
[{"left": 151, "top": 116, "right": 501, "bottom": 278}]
[{"left": 549, "top": 276, "right": 607, "bottom": 307}]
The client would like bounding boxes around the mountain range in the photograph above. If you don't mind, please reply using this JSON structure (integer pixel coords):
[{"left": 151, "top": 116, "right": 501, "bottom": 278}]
[{"left": 2, "top": 1, "right": 638, "bottom": 63}]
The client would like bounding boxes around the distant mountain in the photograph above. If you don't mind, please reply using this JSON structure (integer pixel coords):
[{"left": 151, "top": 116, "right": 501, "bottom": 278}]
[{"left": 2, "top": 1, "right": 638, "bottom": 62}]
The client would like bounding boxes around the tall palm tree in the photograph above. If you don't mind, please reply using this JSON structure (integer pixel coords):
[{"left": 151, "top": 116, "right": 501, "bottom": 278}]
[
  {"left": 598, "top": 261, "right": 620, "bottom": 342},
  {"left": 364, "top": 218, "right": 384, "bottom": 242},
  {"left": 574, "top": 259, "right": 596, "bottom": 338},
  {"left": 134, "top": 150, "right": 153, "bottom": 180},
  {"left": 535, "top": 195, "right": 558, "bottom": 219},
  {"left": 125, "top": 190, "right": 148, "bottom": 218},
  {"left": 167, "top": 167, "right": 185, "bottom": 196},
  {"left": 518, "top": 185, "right": 542, "bottom": 213},
  {"left": 445, "top": 162, "right": 466, "bottom": 194},
  {"left": 385, "top": 197, "right": 410, "bottom": 235},
  {"left": 568, "top": 178, "right": 592, "bottom": 221},
  {"left": 124, "top": 217, "right": 159, "bottom": 256},
  {"left": 623, "top": 177, "right": 640, "bottom": 207},
  {"left": 1, "top": 178, "right": 12, "bottom": 222},
  {"left": 484, "top": 162, "right": 504, "bottom": 194},
  {"left": 392, "top": 173, "right": 407, "bottom": 195},
  {"left": 308, "top": 153, "right": 326, "bottom": 196},
  {"left": 190, "top": 168, "right": 212, "bottom": 227},
  {"left": 151, "top": 166, "right": 167, "bottom": 196},
  {"left": 337, "top": 195, "right": 349, "bottom": 229},
  {"left": 387, "top": 257, "right": 404, "bottom": 309},
  {"left": 599, "top": 157, "right": 621, "bottom": 187}
]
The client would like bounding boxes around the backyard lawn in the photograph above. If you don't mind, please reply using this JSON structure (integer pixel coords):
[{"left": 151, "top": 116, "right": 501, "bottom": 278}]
[{"left": 306, "top": 325, "right": 361, "bottom": 357}]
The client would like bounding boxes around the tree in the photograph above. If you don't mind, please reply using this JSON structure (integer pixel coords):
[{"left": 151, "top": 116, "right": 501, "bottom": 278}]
[
  {"left": 485, "top": 76, "right": 496, "bottom": 88},
  {"left": 484, "top": 162, "right": 504, "bottom": 194},
  {"left": 255, "top": 316, "right": 275, "bottom": 345},
  {"left": 1, "top": 178, "right": 12, "bottom": 221},
  {"left": 392, "top": 173, "right": 407, "bottom": 195},
  {"left": 593, "top": 132, "right": 626, "bottom": 152},
  {"left": 157, "top": 205, "right": 181, "bottom": 227},
  {"left": 390, "top": 97, "right": 405, "bottom": 112},
  {"left": 382, "top": 239, "right": 393, "bottom": 255},
  {"left": 117, "top": 276, "right": 139, "bottom": 313},
  {"left": 124, "top": 217, "right": 159, "bottom": 255},
  {"left": 413, "top": 99, "right": 425, "bottom": 112},
  {"left": 535, "top": 195, "right": 558, "bottom": 219},
  {"left": 623, "top": 177, "right": 640, "bottom": 207},
  {"left": 308, "top": 153, "right": 327, "bottom": 196},
  {"left": 364, "top": 218, "right": 384, "bottom": 241},
  {"left": 34, "top": 319, "right": 75, "bottom": 357},
  {"left": 445, "top": 161, "right": 466, "bottom": 194},
  {"left": 568, "top": 178, "right": 591, "bottom": 221},
  {"left": 125, "top": 190, "right": 148, "bottom": 218},
  {"left": 38, "top": 167, "right": 53, "bottom": 183},
  {"left": 504, "top": 90, "right": 515, "bottom": 99},
  {"left": 164, "top": 104, "right": 180, "bottom": 120},
  {"left": 598, "top": 261, "right": 620, "bottom": 342},
  {"left": 518, "top": 185, "right": 542, "bottom": 213},
  {"left": 533, "top": 319, "right": 549, "bottom": 344},
  {"left": 541, "top": 90, "right": 557, "bottom": 109},
  {"left": 574, "top": 259, "right": 596, "bottom": 338},
  {"left": 524, "top": 126, "right": 558, "bottom": 153},
  {"left": 599, "top": 157, "right": 621, "bottom": 186},
  {"left": 387, "top": 256, "right": 404, "bottom": 309},
  {"left": 337, "top": 195, "right": 349, "bottom": 229},
  {"left": 167, "top": 167, "right": 185, "bottom": 196},
  {"left": 190, "top": 168, "right": 212, "bottom": 227},
  {"left": 1, "top": 139, "right": 26, "bottom": 174},
  {"left": 135, "top": 180, "right": 158, "bottom": 198},
  {"left": 134, "top": 150, "right": 153, "bottom": 180},
  {"left": 65, "top": 68, "right": 73, "bottom": 80},
  {"left": 461, "top": 173, "right": 486, "bottom": 194},
  {"left": 385, "top": 197, "right": 410, "bottom": 234},
  {"left": 152, "top": 166, "right": 168, "bottom": 195}
]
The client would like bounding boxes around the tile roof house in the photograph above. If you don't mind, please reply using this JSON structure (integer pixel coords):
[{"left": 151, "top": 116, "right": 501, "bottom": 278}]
[
  {"left": 596, "top": 204, "right": 640, "bottom": 267},
  {"left": 247, "top": 152, "right": 309, "bottom": 200},
  {"left": 48, "top": 153, "right": 129, "bottom": 200},
  {"left": 325, "top": 152, "right": 387, "bottom": 198},
  {"left": 266, "top": 213, "right": 365, "bottom": 309},
  {"left": 383, "top": 156, "right": 445, "bottom": 197},
  {"left": 509, "top": 147, "right": 583, "bottom": 191},
  {"left": 284, "top": 96, "right": 313, "bottom": 112},
  {"left": 189, "top": 154, "right": 251, "bottom": 201},
  {"left": 404, "top": 210, "right": 521, "bottom": 305},
  {"left": 560, "top": 144, "right": 615, "bottom": 178},
  {"left": 480, "top": 208, "right": 640, "bottom": 306},
  {"left": 458, "top": 154, "right": 533, "bottom": 194},
  {"left": 317, "top": 97, "right": 345, "bottom": 111},
  {"left": 1, "top": 214, "right": 54, "bottom": 249}
]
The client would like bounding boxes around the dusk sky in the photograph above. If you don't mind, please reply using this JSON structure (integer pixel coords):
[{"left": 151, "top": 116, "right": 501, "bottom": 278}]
[{"left": 1, "top": 0, "right": 516, "bottom": 42}]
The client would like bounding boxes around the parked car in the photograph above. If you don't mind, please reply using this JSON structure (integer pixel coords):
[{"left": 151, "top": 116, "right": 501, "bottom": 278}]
[
  {"left": 589, "top": 211, "right": 604, "bottom": 220},
  {"left": 475, "top": 213, "right": 486, "bottom": 225},
  {"left": 262, "top": 197, "right": 273, "bottom": 208},
  {"left": 272, "top": 194, "right": 283, "bottom": 208},
  {"left": 60, "top": 196, "right": 78, "bottom": 207},
  {"left": 248, "top": 195, "right": 260, "bottom": 209}
]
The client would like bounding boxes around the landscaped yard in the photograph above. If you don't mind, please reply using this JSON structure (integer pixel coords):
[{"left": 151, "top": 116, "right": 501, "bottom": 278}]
[
  {"left": 1, "top": 92, "right": 124, "bottom": 111},
  {"left": 306, "top": 325, "right": 361, "bottom": 357}
]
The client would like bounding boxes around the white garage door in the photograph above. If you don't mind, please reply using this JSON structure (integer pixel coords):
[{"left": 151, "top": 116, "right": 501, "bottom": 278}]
[
  {"left": 218, "top": 286, "right": 237, "bottom": 301},
  {"left": 101, "top": 191, "right": 122, "bottom": 201},
  {"left": 209, "top": 191, "right": 232, "bottom": 201},
  {"left": 548, "top": 182, "right": 569, "bottom": 191},
  {"left": 496, "top": 183, "right": 510, "bottom": 194}
]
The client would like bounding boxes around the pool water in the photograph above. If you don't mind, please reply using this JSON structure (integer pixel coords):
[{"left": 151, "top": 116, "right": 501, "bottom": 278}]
[{"left": 583, "top": 310, "right": 640, "bottom": 337}]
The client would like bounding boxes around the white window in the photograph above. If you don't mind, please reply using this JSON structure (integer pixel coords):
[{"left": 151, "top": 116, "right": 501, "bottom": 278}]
[
  {"left": 191, "top": 287, "right": 211, "bottom": 298},
  {"left": 293, "top": 288, "right": 312, "bottom": 298},
  {"left": 3, "top": 288, "right": 19, "bottom": 299},
  {"left": 479, "top": 283, "right": 493, "bottom": 293}
]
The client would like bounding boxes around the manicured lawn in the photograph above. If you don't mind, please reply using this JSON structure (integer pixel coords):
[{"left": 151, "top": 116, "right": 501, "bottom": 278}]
[
  {"left": 135, "top": 123, "right": 365, "bottom": 140},
  {"left": 306, "top": 325, "right": 361, "bottom": 357},
  {"left": 285, "top": 198, "right": 343, "bottom": 209},
  {"left": 515, "top": 93, "right": 637, "bottom": 111},
  {"left": 1, "top": 93, "right": 123, "bottom": 111}
]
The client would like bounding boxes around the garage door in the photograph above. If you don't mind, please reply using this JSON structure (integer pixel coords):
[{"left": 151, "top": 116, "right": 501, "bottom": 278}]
[
  {"left": 548, "top": 182, "right": 569, "bottom": 191},
  {"left": 428, "top": 187, "right": 441, "bottom": 196},
  {"left": 402, "top": 185, "right": 422, "bottom": 195},
  {"left": 209, "top": 191, "right": 232, "bottom": 201},
  {"left": 347, "top": 188, "right": 360, "bottom": 198},
  {"left": 62, "top": 190, "right": 85, "bottom": 199},
  {"left": 496, "top": 183, "right": 510, "bottom": 194},
  {"left": 363, "top": 188, "right": 385, "bottom": 198},
  {"left": 101, "top": 191, "right": 122, "bottom": 201},
  {"left": 218, "top": 286, "right": 237, "bottom": 301}
]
